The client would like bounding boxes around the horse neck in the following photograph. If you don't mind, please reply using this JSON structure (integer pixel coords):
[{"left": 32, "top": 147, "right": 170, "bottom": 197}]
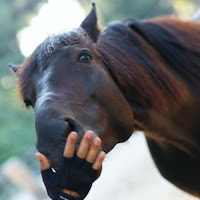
[{"left": 98, "top": 26, "right": 192, "bottom": 115}]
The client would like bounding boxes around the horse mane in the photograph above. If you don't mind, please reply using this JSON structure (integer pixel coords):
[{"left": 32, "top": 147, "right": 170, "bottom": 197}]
[{"left": 97, "top": 17, "right": 200, "bottom": 113}]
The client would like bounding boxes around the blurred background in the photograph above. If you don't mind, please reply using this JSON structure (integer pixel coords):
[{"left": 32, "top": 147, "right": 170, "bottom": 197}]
[{"left": 0, "top": 0, "right": 200, "bottom": 199}]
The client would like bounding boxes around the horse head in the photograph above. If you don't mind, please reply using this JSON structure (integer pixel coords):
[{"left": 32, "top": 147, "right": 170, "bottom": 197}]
[{"left": 10, "top": 4, "right": 134, "bottom": 168}]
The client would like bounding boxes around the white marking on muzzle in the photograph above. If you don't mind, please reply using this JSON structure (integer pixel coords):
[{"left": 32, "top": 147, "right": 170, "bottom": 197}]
[{"left": 35, "top": 67, "right": 55, "bottom": 109}]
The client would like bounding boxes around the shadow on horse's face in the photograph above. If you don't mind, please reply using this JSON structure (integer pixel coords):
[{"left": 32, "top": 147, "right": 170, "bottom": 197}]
[{"left": 23, "top": 43, "right": 134, "bottom": 168}]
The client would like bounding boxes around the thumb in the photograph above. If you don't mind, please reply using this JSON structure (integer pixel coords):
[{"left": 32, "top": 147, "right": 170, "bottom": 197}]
[{"left": 35, "top": 152, "right": 50, "bottom": 170}]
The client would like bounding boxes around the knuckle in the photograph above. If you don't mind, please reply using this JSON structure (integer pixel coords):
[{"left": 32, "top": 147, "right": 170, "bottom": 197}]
[
  {"left": 93, "top": 163, "right": 99, "bottom": 170},
  {"left": 69, "top": 139, "right": 75, "bottom": 145},
  {"left": 95, "top": 159, "right": 101, "bottom": 166},
  {"left": 77, "top": 152, "right": 85, "bottom": 159},
  {"left": 64, "top": 152, "right": 73, "bottom": 158},
  {"left": 86, "top": 156, "right": 94, "bottom": 163},
  {"left": 96, "top": 161, "right": 101, "bottom": 166},
  {"left": 92, "top": 143, "right": 99, "bottom": 149}
]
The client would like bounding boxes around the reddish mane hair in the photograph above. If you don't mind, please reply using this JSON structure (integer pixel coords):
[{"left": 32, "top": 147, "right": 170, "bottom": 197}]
[{"left": 98, "top": 17, "right": 200, "bottom": 113}]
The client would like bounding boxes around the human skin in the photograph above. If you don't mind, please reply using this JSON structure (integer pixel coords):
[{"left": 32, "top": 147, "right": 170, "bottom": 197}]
[{"left": 36, "top": 131, "right": 106, "bottom": 198}]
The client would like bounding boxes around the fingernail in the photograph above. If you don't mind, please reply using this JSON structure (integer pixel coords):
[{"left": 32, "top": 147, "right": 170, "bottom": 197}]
[
  {"left": 94, "top": 138, "right": 100, "bottom": 145},
  {"left": 87, "top": 131, "right": 93, "bottom": 139},
  {"left": 35, "top": 153, "right": 41, "bottom": 160},
  {"left": 87, "top": 135, "right": 92, "bottom": 139},
  {"left": 71, "top": 132, "right": 77, "bottom": 139},
  {"left": 35, "top": 155, "right": 40, "bottom": 161},
  {"left": 101, "top": 152, "right": 106, "bottom": 159}
]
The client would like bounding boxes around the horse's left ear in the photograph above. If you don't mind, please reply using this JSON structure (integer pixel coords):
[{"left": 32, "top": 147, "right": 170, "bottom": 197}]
[
  {"left": 80, "top": 3, "right": 100, "bottom": 42},
  {"left": 9, "top": 64, "right": 20, "bottom": 74}
]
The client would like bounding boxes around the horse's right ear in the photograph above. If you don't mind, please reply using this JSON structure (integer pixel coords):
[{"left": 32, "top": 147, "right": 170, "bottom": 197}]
[
  {"left": 9, "top": 64, "right": 20, "bottom": 74},
  {"left": 80, "top": 3, "right": 100, "bottom": 42}
]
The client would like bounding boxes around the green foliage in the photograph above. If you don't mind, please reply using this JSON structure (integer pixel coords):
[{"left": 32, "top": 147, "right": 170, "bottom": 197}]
[
  {"left": 0, "top": 0, "right": 47, "bottom": 165},
  {"left": 78, "top": 0, "right": 174, "bottom": 25},
  {"left": 0, "top": 0, "right": 47, "bottom": 80},
  {"left": 0, "top": 87, "right": 35, "bottom": 163}
]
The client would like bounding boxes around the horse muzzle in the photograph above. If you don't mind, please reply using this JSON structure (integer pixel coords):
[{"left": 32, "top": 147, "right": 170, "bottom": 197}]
[{"left": 35, "top": 112, "right": 85, "bottom": 168}]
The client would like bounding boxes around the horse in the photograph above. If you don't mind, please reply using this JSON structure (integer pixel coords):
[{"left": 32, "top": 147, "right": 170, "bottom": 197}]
[{"left": 10, "top": 3, "right": 200, "bottom": 197}]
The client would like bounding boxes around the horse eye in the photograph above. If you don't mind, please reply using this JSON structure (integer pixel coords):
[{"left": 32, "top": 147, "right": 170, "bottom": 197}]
[
  {"left": 24, "top": 99, "right": 32, "bottom": 108},
  {"left": 78, "top": 51, "right": 92, "bottom": 63}
]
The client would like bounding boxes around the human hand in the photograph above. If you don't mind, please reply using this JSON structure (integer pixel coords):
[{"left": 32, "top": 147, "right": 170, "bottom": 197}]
[{"left": 36, "top": 131, "right": 106, "bottom": 200}]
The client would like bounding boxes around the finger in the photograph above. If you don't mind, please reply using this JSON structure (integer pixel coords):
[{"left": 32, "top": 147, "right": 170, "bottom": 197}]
[
  {"left": 96, "top": 167, "right": 102, "bottom": 180},
  {"left": 63, "top": 132, "right": 78, "bottom": 158},
  {"left": 86, "top": 137, "right": 101, "bottom": 163},
  {"left": 35, "top": 152, "right": 50, "bottom": 170},
  {"left": 77, "top": 131, "right": 94, "bottom": 159},
  {"left": 92, "top": 151, "right": 106, "bottom": 170}
]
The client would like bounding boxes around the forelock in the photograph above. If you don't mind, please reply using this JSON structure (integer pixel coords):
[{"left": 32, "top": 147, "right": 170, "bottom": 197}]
[
  {"left": 17, "top": 27, "right": 93, "bottom": 99},
  {"left": 35, "top": 28, "right": 88, "bottom": 67}
]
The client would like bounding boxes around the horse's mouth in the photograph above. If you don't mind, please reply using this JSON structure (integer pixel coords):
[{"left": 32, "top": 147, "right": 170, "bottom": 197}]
[{"left": 47, "top": 133, "right": 85, "bottom": 169}]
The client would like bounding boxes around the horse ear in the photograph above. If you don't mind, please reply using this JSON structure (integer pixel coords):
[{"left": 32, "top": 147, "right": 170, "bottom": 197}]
[
  {"left": 80, "top": 3, "right": 100, "bottom": 42},
  {"left": 9, "top": 64, "right": 20, "bottom": 74}
]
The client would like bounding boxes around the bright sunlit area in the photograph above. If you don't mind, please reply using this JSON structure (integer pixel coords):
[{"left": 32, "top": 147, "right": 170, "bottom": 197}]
[
  {"left": 1, "top": 0, "right": 200, "bottom": 200},
  {"left": 18, "top": 0, "right": 85, "bottom": 57}
]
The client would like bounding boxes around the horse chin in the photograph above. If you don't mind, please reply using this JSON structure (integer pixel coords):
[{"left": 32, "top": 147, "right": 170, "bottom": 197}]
[{"left": 101, "top": 141, "right": 117, "bottom": 153}]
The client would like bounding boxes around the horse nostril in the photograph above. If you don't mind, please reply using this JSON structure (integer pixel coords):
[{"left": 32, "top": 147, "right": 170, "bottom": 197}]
[
  {"left": 62, "top": 116, "right": 85, "bottom": 137},
  {"left": 63, "top": 121, "right": 74, "bottom": 138}
]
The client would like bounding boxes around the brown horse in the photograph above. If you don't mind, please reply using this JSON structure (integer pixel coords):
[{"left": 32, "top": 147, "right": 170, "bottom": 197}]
[{"left": 10, "top": 3, "right": 200, "bottom": 197}]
